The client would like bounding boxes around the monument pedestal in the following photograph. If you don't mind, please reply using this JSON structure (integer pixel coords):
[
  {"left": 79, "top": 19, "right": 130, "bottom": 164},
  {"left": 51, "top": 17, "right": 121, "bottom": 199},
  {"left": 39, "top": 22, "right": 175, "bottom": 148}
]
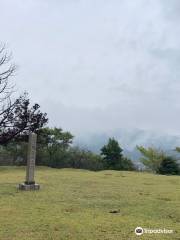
[{"left": 18, "top": 182, "right": 40, "bottom": 191}]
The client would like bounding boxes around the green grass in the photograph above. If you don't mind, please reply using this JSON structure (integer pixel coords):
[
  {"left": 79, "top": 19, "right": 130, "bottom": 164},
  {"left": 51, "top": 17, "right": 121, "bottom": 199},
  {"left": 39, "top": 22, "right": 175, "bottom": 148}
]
[{"left": 0, "top": 167, "right": 179, "bottom": 240}]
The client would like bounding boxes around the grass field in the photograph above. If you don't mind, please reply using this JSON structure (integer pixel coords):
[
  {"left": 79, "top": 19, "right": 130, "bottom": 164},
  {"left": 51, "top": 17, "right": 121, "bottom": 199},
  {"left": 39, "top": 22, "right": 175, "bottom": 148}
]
[{"left": 0, "top": 167, "right": 179, "bottom": 240}]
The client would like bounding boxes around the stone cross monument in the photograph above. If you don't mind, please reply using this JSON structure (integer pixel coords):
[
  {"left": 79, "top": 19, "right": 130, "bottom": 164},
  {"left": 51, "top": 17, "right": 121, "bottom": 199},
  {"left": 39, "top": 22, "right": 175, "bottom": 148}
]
[{"left": 19, "top": 133, "right": 40, "bottom": 190}]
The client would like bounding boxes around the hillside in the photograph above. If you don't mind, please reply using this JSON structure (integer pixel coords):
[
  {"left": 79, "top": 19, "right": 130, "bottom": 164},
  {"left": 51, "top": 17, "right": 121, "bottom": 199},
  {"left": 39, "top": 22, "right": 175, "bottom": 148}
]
[
  {"left": 0, "top": 167, "right": 179, "bottom": 240},
  {"left": 74, "top": 128, "right": 180, "bottom": 150},
  {"left": 74, "top": 129, "right": 180, "bottom": 165}
]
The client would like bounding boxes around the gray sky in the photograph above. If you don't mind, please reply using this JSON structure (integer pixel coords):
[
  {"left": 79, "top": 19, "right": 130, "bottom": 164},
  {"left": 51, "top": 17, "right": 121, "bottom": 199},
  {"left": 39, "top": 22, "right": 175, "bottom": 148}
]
[{"left": 1, "top": 0, "right": 180, "bottom": 137}]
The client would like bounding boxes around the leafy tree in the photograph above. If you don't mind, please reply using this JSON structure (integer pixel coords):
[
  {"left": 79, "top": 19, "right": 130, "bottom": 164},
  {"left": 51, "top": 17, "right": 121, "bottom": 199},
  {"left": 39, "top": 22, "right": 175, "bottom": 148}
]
[
  {"left": 119, "top": 157, "right": 135, "bottom": 171},
  {"left": 0, "top": 45, "right": 48, "bottom": 144},
  {"left": 157, "top": 156, "right": 180, "bottom": 175},
  {"left": 36, "top": 127, "right": 73, "bottom": 164},
  {"left": 100, "top": 138, "right": 123, "bottom": 169},
  {"left": 4, "top": 140, "right": 27, "bottom": 165},
  {"left": 137, "top": 146, "right": 165, "bottom": 173},
  {"left": 175, "top": 147, "right": 180, "bottom": 153},
  {"left": 68, "top": 147, "right": 104, "bottom": 171}
]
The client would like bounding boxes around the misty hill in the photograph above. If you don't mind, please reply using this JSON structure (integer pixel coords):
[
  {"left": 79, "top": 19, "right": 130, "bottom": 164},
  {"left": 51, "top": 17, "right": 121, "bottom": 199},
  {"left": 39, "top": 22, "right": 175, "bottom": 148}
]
[{"left": 74, "top": 128, "right": 180, "bottom": 163}]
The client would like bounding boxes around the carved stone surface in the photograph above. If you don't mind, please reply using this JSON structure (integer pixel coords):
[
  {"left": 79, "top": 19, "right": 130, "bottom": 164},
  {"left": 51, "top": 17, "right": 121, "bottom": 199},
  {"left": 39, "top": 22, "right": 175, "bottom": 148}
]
[
  {"left": 18, "top": 133, "right": 40, "bottom": 191},
  {"left": 26, "top": 133, "right": 37, "bottom": 184}
]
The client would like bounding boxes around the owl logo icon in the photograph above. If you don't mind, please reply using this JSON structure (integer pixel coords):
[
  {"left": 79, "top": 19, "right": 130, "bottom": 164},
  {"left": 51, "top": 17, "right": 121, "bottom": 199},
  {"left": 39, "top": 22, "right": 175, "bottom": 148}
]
[{"left": 135, "top": 227, "right": 144, "bottom": 236}]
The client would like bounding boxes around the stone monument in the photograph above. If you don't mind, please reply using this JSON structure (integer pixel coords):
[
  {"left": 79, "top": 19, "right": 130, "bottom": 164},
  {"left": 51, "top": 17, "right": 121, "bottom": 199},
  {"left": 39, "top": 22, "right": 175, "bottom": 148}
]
[{"left": 18, "top": 133, "right": 40, "bottom": 190}]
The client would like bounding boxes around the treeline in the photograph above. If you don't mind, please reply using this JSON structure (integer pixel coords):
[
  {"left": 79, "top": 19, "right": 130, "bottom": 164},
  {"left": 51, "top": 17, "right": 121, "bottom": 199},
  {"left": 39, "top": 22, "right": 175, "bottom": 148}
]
[
  {"left": 0, "top": 46, "right": 179, "bottom": 175},
  {"left": 0, "top": 127, "right": 180, "bottom": 175},
  {"left": 0, "top": 128, "right": 135, "bottom": 171}
]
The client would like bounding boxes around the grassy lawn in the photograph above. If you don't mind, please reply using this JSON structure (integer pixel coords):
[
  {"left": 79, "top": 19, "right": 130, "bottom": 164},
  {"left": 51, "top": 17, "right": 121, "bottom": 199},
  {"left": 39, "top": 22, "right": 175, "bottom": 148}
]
[{"left": 0, "top": 167, "right": 179, "bottom": 240}]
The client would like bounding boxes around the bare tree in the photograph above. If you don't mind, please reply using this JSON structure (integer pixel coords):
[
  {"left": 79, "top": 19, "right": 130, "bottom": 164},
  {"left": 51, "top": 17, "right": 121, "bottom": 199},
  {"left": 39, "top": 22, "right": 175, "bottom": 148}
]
[
  {"left": 0, "top": 44, "right": 16, "bottom": 102},
  {"left": 0, "top": 44, "right": 48, "bottom": 145}
]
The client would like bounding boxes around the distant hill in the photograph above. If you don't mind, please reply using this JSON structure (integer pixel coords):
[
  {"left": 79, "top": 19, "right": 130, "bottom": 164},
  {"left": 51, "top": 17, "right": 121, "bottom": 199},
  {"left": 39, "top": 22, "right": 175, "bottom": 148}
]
[{"left": 73, "top": 128, "right": 180, "bottom": 164}]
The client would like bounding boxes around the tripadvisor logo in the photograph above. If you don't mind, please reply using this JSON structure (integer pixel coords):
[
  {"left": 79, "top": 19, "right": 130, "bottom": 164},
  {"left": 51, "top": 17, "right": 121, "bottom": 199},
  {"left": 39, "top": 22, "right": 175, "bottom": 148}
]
[
  {"left": 135, "top": 227, "right": 144, "bottom": 236},
  {"left": 135, "top": 226, "right": 173, "bottom": 236}
]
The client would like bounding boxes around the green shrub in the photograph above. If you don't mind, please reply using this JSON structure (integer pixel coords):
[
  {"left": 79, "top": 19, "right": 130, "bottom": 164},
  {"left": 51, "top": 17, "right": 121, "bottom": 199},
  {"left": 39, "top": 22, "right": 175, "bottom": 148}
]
[
  {"left": 37, "top": 146, "right": 104, "bottom": 171},
  {"left": 120, "top": 157, "right": 136, "bottom": 171},
  {"left": 68, "top": 147, "right": 104, "bottom": 171},
  {"left": 157, "top": 156, "right": 180, "bottom": 175}
]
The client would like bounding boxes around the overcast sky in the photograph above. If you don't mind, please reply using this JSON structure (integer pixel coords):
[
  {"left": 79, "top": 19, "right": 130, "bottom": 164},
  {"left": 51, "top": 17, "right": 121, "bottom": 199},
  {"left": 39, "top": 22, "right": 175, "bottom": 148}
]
[{"left": 0, "top": 0, "right": 180, "bottom": 137}]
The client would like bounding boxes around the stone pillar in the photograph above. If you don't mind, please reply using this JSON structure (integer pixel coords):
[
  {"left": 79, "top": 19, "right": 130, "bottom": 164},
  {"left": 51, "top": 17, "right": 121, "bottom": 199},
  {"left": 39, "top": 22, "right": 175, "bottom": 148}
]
[
  {"left": 26, "top": 133, "right": 37, "bottom": 184},
  {"left": 18, "top": 133, "right": 40, "bottom": 191}
]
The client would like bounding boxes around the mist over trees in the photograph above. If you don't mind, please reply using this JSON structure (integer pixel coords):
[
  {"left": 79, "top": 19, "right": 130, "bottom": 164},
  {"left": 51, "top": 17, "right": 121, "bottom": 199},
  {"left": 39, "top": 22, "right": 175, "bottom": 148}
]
[{"left": 0, "top": 44, "right": 179, "bottom": 175}]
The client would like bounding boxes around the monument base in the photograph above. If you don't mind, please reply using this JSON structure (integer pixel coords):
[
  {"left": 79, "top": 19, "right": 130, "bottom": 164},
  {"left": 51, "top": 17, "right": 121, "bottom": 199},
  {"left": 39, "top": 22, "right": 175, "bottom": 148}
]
[{"left": 18, "top": 182, "right": 40, "bottom": 191}]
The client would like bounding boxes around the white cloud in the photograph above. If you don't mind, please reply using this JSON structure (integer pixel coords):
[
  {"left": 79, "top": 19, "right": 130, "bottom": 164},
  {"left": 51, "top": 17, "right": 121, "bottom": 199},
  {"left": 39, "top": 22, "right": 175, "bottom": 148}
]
[{"left": 0, "top": 0, "right": 180, "bottom": 136}]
